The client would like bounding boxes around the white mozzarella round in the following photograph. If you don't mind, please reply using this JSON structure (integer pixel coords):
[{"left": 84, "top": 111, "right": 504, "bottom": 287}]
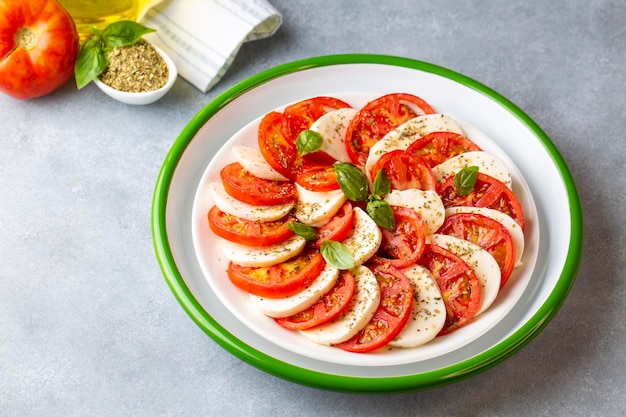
[
  {"left": 293, "top": 184, "right": 347, "bottom": 227},
  {"left": 341, "top": 207, "right": 382, "bottom": 267},
  {"left": 299, "top": 265, "right": 380, "bottom": 345},
  {"left": 220, "top": 235, "right": 306, "bottom": 268},
  {"left": 248, "top": 264, "right": 340, "bottom": 318},
  {"left": 428, "top": 234, "right": 500, "bottom": 315},
  {"left": 445, "top": 206, "right": 524, "bottom": 266},
  {"left": 309, "top": 108, "right": 357, "bottom": 163},
  {"left": 365, "top": 113, "right": 464, "bottom": 179},
  {"left": 210, "top": 183, "right": 294, "bottom": 222},
  {"left": 231, "top": 145, "right": 290, "bottom": 181},
  {"left": 388, "top": 265, "right": 446, "bottom": 348},
  {"left": 432, "top": 151, "right": 512, "bottom": 188},
  {"left": 384, "top": 189, "right": 445, "bottom": 235}
]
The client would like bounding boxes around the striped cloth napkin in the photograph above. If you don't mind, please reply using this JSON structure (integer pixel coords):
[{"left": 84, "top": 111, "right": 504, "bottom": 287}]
[{"left": 139, "top": 0, "right": 282, "bottom": 92}]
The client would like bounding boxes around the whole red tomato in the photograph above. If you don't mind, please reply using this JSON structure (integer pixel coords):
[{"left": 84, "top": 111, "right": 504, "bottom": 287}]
[{"left": 0, "top": 0, "right": 79, "bottom": 100}]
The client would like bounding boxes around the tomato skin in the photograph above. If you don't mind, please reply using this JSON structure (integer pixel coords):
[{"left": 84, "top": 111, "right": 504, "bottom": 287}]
[
  {"left": 207, "top": 206, "right": 294, "bottom": 247},
  {"left": 275, "top": 270, "right": 356, "bottom": 330},
  {"left": 227, "top": 251, "right": 325, "bottom": 298},
  {"left": 296, "top": 164, "right": 340, "bottom": 192},
  {"left": 370, "top": 150, "right": 437, "bottom": 191},
  {"left": 336, "top": 264, "right": 413, "bottom": 353},
  {"left": 345, "top": 93, "right": 435, "bottom": 166},
  {"left": 419, "top": 244, "right": 482, "bottom": 335},
  {"left": 258, "top": 111, "right": 303, "bottom": 180},
  {"left": 281, "top": 96, "right": 352, "bottom": 142},
  {"left": 0, "top": 0, "right": 79, "bottom": 100},
  {"left": 370, "top": 206, "right": 428, "bottom": 268},
  {"left": 406, "top": 131, "right": 482, "bottom": 168},
  {"left": 220, "top": 162, "right": 296, "bottom": 206},
  {"left": 437, "top": 172, "right": 525, "bottom": 231},
  {"left": 437, "top": 212, "right": 516, "bottom": 288},
  {"left": 311, "top": 202, "right": 354, "bottom": 249}
]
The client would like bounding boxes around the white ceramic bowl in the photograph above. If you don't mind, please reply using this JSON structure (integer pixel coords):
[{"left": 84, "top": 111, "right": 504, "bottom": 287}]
[{"left": 94, "top": 43, "right": 177, "bottom": 105}]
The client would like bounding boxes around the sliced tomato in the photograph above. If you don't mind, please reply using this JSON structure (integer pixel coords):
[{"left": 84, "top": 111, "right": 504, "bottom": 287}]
[
  {"left": 370, "top": 206, "right": 428, "bottom": 268},
  {"left": 437, "top": 172, "right": 525, "bottom": 231},
  {"left": 419, "top": 244, "right": 482, "bottom": 335},
  {"left": 220, "top": 162, "right": 296, "bottom": 206},
  {"left": 296, "top": 164, "right": 340, "bottom": 192},
  {"left": 281, "top": 96, "right": 352, "bottom": 142},
  {"left": 345, "top": 93, "right": 436, "bottom": 166},
  {"left": 406, "top": 131, "right": 482, "bottom": 168},
  {"left": 370, "top": 150, "right": 436, "bottom": 191},
  {"left": 207, "top": 205, "right": 294, "bottom": 247},
  {"left": 438, "top": 212, "right": 516, "bottom": 288},
  {"left": 336, "top": 264, "right": 413, "bottom": 353},
  {"left": 311, "top": 202, "right": 354, "bottom": 249},
  {"left": 227, "top": 251, "right": 325, "bottom": 298},
  {"left": 274, "top": 270, "right": 356, "bottom": 330},
  {"left": 258, "top": 111, "right": 304, "bottom": 180}
]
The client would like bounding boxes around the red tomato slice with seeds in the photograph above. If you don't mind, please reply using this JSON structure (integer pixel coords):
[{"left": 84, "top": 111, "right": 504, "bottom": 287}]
[
  {"left": 370, "top": 206, "right": 428, "bottom": 268},
  {"left": 227, "top": 251, "right": 325, "bottom": 298},
  {"left": 419, "top": 244, "right": 482, "bottom": 335},
  {"left": 220, "top": 162, "right": 296, "bottom": 206},
  {"left": 258, "top": 111, "right": 305, "bottom": 180},
  {"left": 370, "top": 150, "right": 437, "bottom": 191},
  {"left": 281, "top": 96, "right": 352, "bottom": 142},
  {"left": 437, "top": 212, "right": 516, "bottom": 288},
  {"left": 296, "top": 164, "right": 340, "bottom": 192},
  {"left": 437, "top": 172, "right": 525, "bottom": 231},
  {"left": 311, "top": 202, "right": 355, "bottom": 249},
  {"left": 335, "top": 264, "right": 413, "bottom": 353},
  {"left": 274, "top": 270, "right": 356, "bottom": 330},
  {"left": 406, "top": 131, "right": 482, "bottom": 168},
  {"left": 345, "top": 93, "right": 436, "bottom": 166},
  {"left": 207, "top": 205, "right": 294, "bottom": 247}
]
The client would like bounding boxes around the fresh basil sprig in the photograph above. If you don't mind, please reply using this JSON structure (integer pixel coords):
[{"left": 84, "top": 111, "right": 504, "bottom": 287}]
[
  {"left": 334, "top": 162, "right": 369, "bottom": 201},
  {"left": 296, "top": 130, "right": 324, "bottom": 156},
  {"left": 287, "top": 222, "right": 318, "bottom": 241},
  {"left": 320, "top": 240, "right": 355, "bottom": 270},
  {"left": 74, "top": 21, "right": 156, "bottom": 89},
  {"left": 454, "top": 166, "right": 480, "bottom": 196}
]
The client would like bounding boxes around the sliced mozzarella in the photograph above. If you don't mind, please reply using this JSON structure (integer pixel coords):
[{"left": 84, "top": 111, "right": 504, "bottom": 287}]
[
  {"left": 445, "top": 206, "right": 525, "bottom": 266},
  {"left": 210, "top": 182, "right": 294, "bottom": 222},
  {"left": 309, "top": 108, "right": 357, "bottom": 163},
  {"left": 341, "top": 207, "right": 382, "bottom": 267},
  {"left": 231, "top": 145, "right": 290, "bottom": 181},
  {"left": 388, "top": 265, "right": 446, "bottom": 348},
  {"left": 428, "top": 234, "right": 500, "bottom": 315},
  {"left": 300, "top": 265, "right": 380, "bottom": 345},
  {"left": 432, "top": 151, "right": 512, "bottom": 188},
  {"left": 365, "top": 113, "right": 464, "bottom": 179},
  {"left": 293, "top": 184, "right": 347, "bottom": 227},
  {"left": 248, "top": 264, "right": 339, "bottom": 318},
  {"left": 384, "top": 189, "right": 445, "bottom": 235},
  {"left": 220, "top": 235, "right": 306, "bottom": 267}
]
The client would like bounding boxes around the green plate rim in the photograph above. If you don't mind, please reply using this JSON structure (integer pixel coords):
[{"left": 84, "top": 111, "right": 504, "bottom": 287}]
[{"left": 151, "top": 53, "right": 583, "bottom": 393}]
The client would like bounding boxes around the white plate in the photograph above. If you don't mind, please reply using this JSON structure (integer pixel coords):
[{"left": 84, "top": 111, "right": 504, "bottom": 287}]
[{"left": 152, "top": 55, "right": 582, "bottom": 392}]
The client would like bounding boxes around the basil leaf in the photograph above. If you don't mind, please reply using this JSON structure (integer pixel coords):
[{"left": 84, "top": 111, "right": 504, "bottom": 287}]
[
  {"left": 334, "top": 162, "right": 369, "bottom": 201},
  {"left": 320, "top": 240, "right": 355, "bottom": 270},
  {"left": 296, "top": 130, "right": 323, "bottom": 156},
  {"left": 371, "top": 168, "right": 391, "bottom": 197},
  {"left": 102, "top": 20, "right": 156, "bottom": 48},
  {"left": 74, "top": 37, "right": 108, "bottom": 89},
  {"left": 454, "top": 166, "right": 480, "bottom": 196},
  {"left": 287, "top": 222, "right": 318, "bottom": 241},
  {"left": 367, "top": 199, "right": 396, "bottom": 230}
]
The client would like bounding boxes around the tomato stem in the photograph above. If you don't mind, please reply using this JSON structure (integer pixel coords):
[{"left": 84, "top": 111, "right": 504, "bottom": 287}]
[{"left": 15, "top": 27, "right": 38, "bottom": 50}]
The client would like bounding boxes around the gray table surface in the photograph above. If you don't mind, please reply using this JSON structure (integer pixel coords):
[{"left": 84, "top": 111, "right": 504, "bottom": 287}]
[{"left": 2, "top": 0, "right": 624, "bottom": 416}]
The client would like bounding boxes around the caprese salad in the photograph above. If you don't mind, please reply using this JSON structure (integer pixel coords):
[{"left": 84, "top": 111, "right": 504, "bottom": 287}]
[{"left": 205, "top": 93, "right": 526, "bottom": 353}]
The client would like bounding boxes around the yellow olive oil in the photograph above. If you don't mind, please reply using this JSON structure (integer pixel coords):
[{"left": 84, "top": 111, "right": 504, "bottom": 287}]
[{"left": 59, "top": 0, "right": 139, "bottom": 41}]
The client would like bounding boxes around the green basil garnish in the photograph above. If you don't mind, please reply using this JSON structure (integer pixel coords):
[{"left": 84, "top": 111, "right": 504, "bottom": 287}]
[
  {"left": 320, "top": 240, "right": 355, "bottom": 270},
  {"left": 454, "top": 166, "right": 480, "bottom": 196},
  {"left": 367, "top": 198, "right": 396, "bottom": 230},
  {"left": 371, "top": 168, "right": 391, "bottom": 197},
  {"left": 287, "top": 222, "right": 318, "bottom": 241},
  {"left": 296, "top": 130, "right": 324, "bottom": 156},
  {"left": 334, "top": 162, "right": 369, "bottom": 201}
]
